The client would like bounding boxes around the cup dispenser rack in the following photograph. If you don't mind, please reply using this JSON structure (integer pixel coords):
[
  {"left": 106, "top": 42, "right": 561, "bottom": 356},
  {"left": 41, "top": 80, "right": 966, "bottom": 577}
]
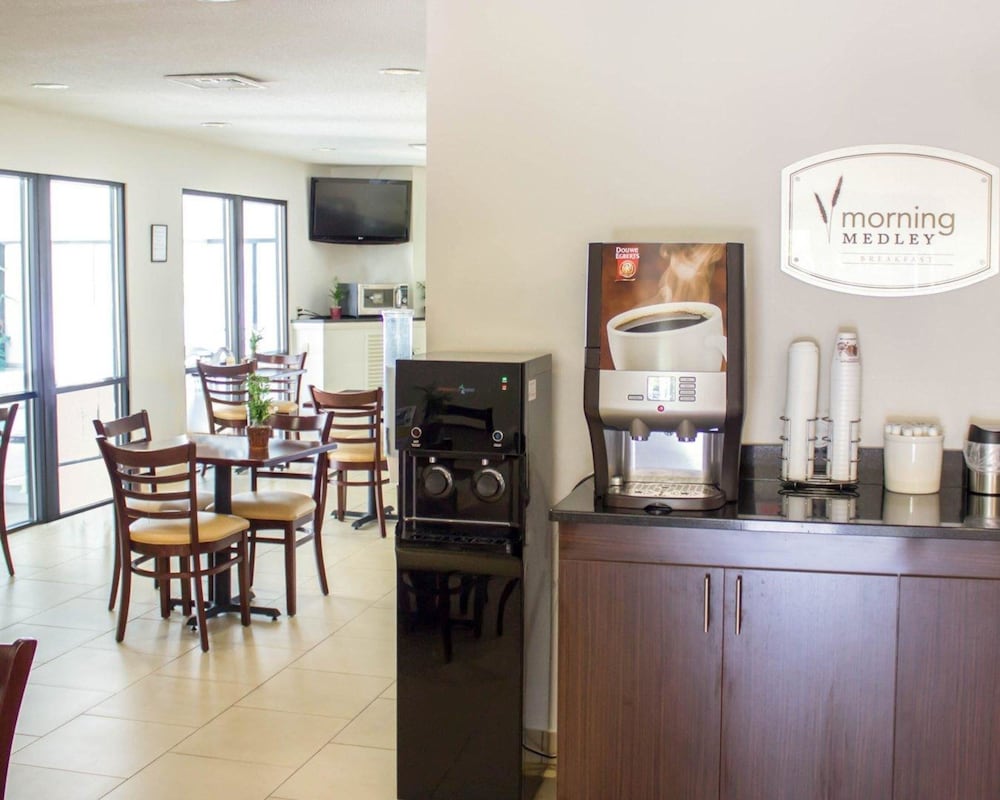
[{"left": 779, "top": 415, "right": 860, "bottom": 489}]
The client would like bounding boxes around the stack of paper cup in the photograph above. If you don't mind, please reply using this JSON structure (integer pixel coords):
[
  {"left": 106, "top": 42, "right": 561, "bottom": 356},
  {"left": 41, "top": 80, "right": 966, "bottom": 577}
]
[
  {"left": 782, "top": 339, "right": 819, "bottom": 481},
  {"left": 828, "top": 331, "right": 861, "bottom": 482}
]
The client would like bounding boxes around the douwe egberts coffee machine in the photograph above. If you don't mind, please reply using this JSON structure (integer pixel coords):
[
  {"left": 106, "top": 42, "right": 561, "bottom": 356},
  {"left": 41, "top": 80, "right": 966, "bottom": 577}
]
[{"left": 584, "top": 242, "right": 744, "bottom": 511}]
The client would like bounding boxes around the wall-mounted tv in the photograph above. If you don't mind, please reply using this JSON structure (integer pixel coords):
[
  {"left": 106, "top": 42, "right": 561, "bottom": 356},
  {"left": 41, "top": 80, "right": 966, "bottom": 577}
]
[{"left": 309, "top": 177, "right": 412, "bottom": 244}]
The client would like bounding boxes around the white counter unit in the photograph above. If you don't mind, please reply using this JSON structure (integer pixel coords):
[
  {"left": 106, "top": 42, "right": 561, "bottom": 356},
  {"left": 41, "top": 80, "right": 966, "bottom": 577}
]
[{"left": 291, "top": 319, "right": 426, "bottom": 395}]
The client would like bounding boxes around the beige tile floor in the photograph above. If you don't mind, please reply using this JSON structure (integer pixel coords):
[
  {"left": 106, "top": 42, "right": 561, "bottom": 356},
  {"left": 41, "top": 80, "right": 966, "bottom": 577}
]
[{"left": 1, "top": 485, "right": 557, "bottom": 799}]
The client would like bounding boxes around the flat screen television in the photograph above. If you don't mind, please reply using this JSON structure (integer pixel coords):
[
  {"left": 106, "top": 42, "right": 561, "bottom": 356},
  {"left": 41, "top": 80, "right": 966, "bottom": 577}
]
[{"left": 309, "top": 177, "right": 412, "bottom": 244}]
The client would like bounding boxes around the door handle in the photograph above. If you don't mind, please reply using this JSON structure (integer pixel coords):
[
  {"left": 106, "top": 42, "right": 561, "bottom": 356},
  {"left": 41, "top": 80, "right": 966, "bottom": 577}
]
[
  {"left": 703, "top": 573, "right": 710, "bottom": 633},
  {"left": 735, "top": 574, "right": 743, "bottom": 636}
]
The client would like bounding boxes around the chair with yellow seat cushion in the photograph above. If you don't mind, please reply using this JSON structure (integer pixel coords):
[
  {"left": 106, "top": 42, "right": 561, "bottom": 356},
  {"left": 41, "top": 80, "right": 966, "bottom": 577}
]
[
  {"left": 255, "top": 351, "right": 307, "bottom": 416},
  {"left": 97, "top": 438, "right": 251, "bottom": 652},
  {"left": 93, "top": 410, "right": 212, "bottom": 613},
  {"left": 309, "top": 386, "right": 389, "bottom": 538},
  {"left": 225, "top": 412, "right": 332, "bottom": 616},
  {"left": 197, "top": 359, "right": 256, "bottom": 434}
]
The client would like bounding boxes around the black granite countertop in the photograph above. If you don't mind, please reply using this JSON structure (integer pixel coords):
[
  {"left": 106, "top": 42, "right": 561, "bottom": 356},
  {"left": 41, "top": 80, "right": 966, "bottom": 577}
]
[
  {"left": 292, "top": 315, "right": 426, "bottom": 323},
  {"left": 551, "top": 445, "right": 1000, "bottom": 540}
]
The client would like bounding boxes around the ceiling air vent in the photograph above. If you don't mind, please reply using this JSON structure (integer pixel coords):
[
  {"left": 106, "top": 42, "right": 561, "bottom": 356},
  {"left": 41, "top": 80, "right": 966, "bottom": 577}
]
[{"left": 165, "top": 73, "right": 266, "bottom": 90}]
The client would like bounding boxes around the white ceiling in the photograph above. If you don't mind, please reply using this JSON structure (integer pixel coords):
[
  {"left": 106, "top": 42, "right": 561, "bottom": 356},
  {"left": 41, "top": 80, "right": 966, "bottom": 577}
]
[{"left": 0, "top": 0, "right": 426, "bottom": 166}]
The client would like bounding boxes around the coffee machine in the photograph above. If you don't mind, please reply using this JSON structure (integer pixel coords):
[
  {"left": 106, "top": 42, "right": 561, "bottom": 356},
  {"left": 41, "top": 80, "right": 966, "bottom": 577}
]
[{"left": 584, "top": 242, "right": 744, "bottom": 511}]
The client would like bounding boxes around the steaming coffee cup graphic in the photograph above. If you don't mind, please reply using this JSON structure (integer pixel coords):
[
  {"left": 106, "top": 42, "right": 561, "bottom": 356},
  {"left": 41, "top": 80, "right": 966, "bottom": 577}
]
[{"left": 607, "top": 302, "right": 727, "bottom": 371}]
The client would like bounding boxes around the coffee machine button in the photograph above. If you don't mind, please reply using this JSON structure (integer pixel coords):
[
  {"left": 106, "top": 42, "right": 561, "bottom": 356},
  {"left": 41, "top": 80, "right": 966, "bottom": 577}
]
[
  {"left": 411, "top": 426, "right": 422, "bottom": 439},
  {"left": 492, "top": 430, "right": 504, "bottom": 443},
  {"left": 628, "top": 393, "right": 644, "bottom": 401}
]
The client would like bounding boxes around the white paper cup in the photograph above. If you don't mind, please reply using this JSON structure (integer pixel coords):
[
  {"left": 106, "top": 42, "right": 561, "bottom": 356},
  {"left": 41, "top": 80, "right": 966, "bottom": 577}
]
[{"left": 883, "top": 431, "right": 944, "bottom": 494}]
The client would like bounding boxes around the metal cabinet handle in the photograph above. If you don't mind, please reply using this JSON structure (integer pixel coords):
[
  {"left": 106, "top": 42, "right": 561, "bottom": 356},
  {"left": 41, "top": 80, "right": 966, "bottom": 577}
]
[
  {"left": 703, "top": 574, "right": 710, "bottom": 633},
  {"left": 735, "top": 575, "right": 743, "bottom": 636}
]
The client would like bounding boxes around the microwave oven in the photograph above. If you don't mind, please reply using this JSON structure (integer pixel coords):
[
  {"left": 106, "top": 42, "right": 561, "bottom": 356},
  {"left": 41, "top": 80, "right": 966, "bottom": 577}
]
[{"left": 344, "top": 283, "right": 409, "bottom": 317}]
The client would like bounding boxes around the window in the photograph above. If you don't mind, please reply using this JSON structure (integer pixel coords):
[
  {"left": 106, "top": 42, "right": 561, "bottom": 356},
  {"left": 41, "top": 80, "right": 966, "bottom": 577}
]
[
  {"left": 182, "top": 191, "right": 287, "bottom": 429},
  {"left": 0, "top": 172, "right": 127, "bottom": 523}
]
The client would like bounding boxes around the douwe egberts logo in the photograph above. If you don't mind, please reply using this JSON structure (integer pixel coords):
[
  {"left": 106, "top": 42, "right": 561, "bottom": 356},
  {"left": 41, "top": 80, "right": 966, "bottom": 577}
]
[{"left": 615, "top": 246, "right": 639, "bottom": 281}]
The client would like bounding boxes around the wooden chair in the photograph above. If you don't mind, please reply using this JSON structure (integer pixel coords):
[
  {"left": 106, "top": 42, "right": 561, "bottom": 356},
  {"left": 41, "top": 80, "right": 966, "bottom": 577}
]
[
  {"left": 226, "top": 413, "right": 333, "bottom": 616},
  {"left": 0, "top": 638, "right": 36, "bottom": 799},
  {"left": 255, "top": 352, "right": 307, "bottom": 416},
  {"left": 96, "top": 438, "right": 251, "bottom": 652},
  {"left": 0, "top": 404, "right": 19, "bottom": 576},
  {"left": 197, "top": 360, "right": 256, "bottom": 434},
  {"left": 309, "top": 386, "right": 389, "bottom": 538},
  {"left": 93, "top": 411, "right": 211, "bottom": 611}
]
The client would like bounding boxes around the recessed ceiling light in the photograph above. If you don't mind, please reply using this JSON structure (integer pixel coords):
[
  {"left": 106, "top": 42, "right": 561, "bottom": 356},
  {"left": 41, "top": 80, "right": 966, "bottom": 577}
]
[
  {"left": 409, "top": 143, "right": 427, "bottom": 150},
  {"left": 379, "top": 67, "right": 421, "bottom": 76},
  {"left": 200, "top": 121, "right": 230, "bottom": 127},
  {"left": 315, "top": 147, "right": 337, "bottom": 152},
  {"left": 32, "top": 82, "right": 69, "bottom": 90}
]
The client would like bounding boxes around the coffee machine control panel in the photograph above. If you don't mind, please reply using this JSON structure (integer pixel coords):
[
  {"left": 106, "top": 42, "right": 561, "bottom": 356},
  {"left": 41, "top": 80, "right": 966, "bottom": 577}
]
[
  {"left": 634, "top": 375, "right": 699, "bottom": 403},
  {"left": 599, "top": 370, "right": 727, "bottom": 431}
]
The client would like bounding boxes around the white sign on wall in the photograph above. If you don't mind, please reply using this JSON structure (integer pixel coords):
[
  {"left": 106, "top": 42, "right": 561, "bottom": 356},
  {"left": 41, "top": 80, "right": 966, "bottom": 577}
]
[{"left": 781, "top": 145, "right": 999, "bottom": 296}]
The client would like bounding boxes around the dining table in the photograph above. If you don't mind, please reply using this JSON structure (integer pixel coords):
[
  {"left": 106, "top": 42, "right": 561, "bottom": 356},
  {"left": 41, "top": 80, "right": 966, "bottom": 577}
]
[{"left": 124, "top": 432, "right": 337, "bottom": 621}]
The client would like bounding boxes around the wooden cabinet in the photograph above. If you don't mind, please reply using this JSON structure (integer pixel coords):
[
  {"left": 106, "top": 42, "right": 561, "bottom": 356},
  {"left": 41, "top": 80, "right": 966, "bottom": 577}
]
[
  {"left": 558, "top": 559, "right": 897, "bottom": 800},
  {"left": 554, "top": 506, "right": 1000, "bottom": 800},
  {"left": 720, "top": 569, "right": 897, "bottom": 800},
  {"left": 894, "top": 577, "right": 1000, "bottom": 800},
  {"left": 558, "top": 561, "right": 723, "bottom": 800}
]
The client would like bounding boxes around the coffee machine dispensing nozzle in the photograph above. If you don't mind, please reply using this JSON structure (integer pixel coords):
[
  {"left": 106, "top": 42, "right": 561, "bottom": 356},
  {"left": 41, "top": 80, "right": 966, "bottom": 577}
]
[
  {"left": 629, "top": 418, "right": 651, "bottom": 442},
  {"left": 676, "top": 419, "right": 697, "bottom": 443}
]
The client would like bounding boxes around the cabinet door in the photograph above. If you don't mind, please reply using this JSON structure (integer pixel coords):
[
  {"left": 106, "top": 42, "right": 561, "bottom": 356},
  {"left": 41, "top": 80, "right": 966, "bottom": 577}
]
[
  {"left": 558, "top": 561, "right": 723, "bottom": 800},
  {"left": 721, "top": 570, "right": 897, "bottom": 800},
  {"left": 895, "top": 577, "right": 1000, "bottom": 799},
  {"left": 322, "top": 325, "right": 377, "bottom": 391}
]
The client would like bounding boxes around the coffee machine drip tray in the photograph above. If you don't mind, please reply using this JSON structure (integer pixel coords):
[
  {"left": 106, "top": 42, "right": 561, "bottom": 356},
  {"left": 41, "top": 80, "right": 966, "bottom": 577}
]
[{"left": 606, "top": 480, "right": 726, "bottom": 511}]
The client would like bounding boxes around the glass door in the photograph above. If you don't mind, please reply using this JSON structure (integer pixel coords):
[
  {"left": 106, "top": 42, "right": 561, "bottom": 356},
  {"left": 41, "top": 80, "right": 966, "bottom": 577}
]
[
  {"left": 48, "top": 179, "right": 127, "bottom": 514},
  {"left": 0, "top": 174, "right": 36, "bottom": 527},
  {"left": 0, "top": 172, "right": 126, "bottom": 523}
]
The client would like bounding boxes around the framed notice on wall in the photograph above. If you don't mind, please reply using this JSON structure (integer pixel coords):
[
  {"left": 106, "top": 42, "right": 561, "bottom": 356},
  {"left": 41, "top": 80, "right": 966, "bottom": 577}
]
[
  {"left": 780, "top": 145, "right": 1000, "bottom": 296},
  {"left": 150, "top": 224, "right": 168, "bottom": 263}
]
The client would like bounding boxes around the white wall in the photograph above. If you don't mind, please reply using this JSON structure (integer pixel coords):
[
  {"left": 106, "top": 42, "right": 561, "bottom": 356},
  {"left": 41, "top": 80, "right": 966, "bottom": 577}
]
[
  {"left": 0, "top": 102, "right": 326, "bottom": 435},
  {"left": 427, "top": 0, "right": 1000, "bottom": 499}
]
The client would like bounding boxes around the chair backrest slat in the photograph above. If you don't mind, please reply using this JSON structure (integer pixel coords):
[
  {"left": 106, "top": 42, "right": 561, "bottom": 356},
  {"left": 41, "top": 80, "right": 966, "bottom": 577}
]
[
  {"left": 92, "top": 410, "right": 152, "bottom": 445},
  {"left": 97, "top": 439, "right": 204, "bottom": 540},
  {"left": 251, "top": 413, "right": 332, "bottom": 492},
  {"left": 308, "top": 386, "right": 384, "bottom": 457},
  {"left": 256, "top": 352, "right": 307, "bottom": 407}
]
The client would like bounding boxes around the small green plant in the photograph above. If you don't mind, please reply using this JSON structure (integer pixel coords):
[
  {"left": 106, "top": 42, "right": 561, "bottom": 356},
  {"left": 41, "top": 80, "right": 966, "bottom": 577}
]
[
  {"left": 246, "top": 372, "right": 272, "bottom": 427},
  {"left": 249, "top": 327, "right": 264, "bottom": 357},
  {"left": 329, "top": 278, "right": 348, "bottom": 306}
]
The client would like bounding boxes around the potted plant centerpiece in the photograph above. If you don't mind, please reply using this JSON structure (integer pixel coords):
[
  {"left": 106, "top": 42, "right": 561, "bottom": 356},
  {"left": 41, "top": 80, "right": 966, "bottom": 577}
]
[
  {"left": 246, "top": 371, "right": 272, "bottom": 454},
  {"left": 249, "top": 326, "right": 264, "bottom": 358},
  {"left": 329, "top": 278, "right": 347, "bottom": 319}
]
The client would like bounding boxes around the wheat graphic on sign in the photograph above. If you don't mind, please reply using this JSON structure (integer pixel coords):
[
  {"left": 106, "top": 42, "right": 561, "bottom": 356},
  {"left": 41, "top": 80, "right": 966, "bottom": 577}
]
[{"left": 813, "top": 175, "right": 843, "bottom": 243}]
